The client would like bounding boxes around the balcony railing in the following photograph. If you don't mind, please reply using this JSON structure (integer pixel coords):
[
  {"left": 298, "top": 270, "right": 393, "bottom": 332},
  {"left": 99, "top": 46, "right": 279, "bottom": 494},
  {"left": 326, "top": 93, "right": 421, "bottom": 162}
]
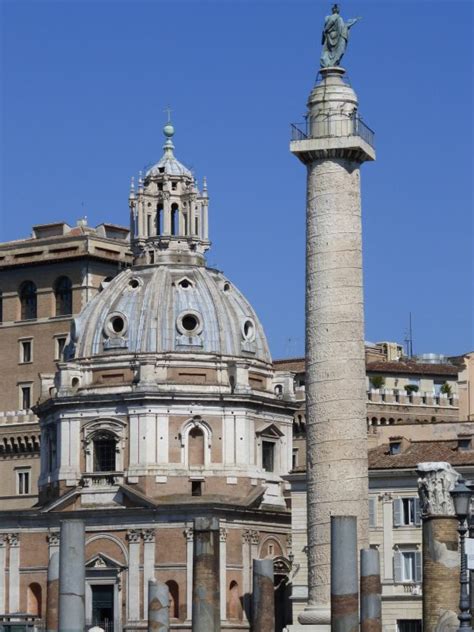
[{"left": 291, "top": 115, "right": 375, "bottom": 149}]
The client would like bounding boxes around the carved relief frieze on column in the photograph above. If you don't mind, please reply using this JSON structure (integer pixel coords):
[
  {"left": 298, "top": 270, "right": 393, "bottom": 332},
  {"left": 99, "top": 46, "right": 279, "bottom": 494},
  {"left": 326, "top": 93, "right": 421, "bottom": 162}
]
[{"left": 417, "top": 462, "right": 460, "bottom": 632}]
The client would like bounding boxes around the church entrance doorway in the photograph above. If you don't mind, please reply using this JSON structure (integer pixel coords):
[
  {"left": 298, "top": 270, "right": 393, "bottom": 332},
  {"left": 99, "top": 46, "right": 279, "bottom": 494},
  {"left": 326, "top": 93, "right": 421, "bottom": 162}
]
[{"left": 91, "top": 584, "right": 114, "bottom": 630}]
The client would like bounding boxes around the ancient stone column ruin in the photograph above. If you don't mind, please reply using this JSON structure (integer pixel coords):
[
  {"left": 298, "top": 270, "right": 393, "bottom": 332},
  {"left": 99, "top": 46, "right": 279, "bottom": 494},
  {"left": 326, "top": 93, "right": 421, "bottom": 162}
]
[{"left": 417, "top": 462, "right": 460, "bottom": 632}]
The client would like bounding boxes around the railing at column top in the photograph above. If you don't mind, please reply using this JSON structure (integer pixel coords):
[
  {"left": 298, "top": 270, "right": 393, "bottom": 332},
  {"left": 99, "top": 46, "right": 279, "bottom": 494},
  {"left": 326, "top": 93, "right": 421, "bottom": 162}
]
[{"left": 291, "top": 115, "right": 375, "bottom": 149}]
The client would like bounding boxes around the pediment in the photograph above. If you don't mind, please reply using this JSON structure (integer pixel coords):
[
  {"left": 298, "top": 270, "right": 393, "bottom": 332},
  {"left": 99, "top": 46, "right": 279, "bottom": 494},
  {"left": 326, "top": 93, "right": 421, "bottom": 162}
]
[
  {"left": 256, "top": 423, "right": 284, "bottom": 438},
  {"left": 86, "top": 553, "right": 123, "bottom": 569}
]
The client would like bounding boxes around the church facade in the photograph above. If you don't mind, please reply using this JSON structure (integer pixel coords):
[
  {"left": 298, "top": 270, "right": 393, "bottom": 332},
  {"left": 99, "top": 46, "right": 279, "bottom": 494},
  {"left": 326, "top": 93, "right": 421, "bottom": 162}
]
[{"left": 0, "top": 124, "right": 294, "bottom": 631}]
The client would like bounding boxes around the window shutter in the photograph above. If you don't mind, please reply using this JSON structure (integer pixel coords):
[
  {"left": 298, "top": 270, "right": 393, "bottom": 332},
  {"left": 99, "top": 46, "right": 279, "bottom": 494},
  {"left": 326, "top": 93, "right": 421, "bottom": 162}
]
[
  {"left": 393, "top": 550, "right": 402, "bottom": 583},
  {"left": 393, "top": 498, "right": 402, "bottom": 527},
  {"left": 415, "top": 551, "right": 422, "bottom": 583},
  {"left": 414, "top": 497, "right": 422, "bottom": 526},
  {"left": 369, "top": 497, "right": 376, "bottom": 528}
]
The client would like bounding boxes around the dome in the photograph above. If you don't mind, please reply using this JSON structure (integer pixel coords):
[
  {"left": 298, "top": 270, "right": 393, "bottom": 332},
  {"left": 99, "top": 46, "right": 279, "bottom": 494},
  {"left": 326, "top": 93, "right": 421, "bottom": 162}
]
[
  {"left": 72, "top": 265, "right": 271, "bottom": 363},
  {"left": 145, "top": 152, "right": 192, "bottom": 178}
]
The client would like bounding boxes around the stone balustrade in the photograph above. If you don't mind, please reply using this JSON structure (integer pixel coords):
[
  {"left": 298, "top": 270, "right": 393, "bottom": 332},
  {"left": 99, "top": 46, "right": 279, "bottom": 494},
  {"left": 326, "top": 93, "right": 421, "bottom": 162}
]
[{"left": 367, "top": 389, "right": 458, "bottom": 408}]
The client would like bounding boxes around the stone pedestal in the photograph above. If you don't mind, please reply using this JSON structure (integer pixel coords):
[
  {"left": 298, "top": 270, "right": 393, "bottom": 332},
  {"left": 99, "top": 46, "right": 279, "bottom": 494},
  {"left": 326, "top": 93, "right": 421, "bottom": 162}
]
[
  {"left": 417, "top": 462, "right": 460, "bottom": 632},
  {"left": 290, "top": 67, "right": 375, "bottom": 628}
]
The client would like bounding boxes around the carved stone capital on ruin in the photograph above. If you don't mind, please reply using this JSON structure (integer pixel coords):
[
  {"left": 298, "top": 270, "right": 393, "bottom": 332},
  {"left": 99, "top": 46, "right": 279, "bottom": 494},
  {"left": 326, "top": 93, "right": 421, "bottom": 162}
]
[
  {"left": 8, "top": 533, "right": 19, "bottom": 547},
  {"left": 47, "top": 531, "right": 60, "bottom": 546},
  {"left": 416, "top": 461, "right": 460, "bottom": 517},
  {"left": 184, "top": 527, "right": 194, "bottom": 542},
  {"left": 143, "top": 529, "right": 155, "bottom": 543},
  {"left": 127, "top": 529, "right": 142, "bottom": 544},
  {"left": 219, "top": 528, "right": 227, "bottom": 543}
]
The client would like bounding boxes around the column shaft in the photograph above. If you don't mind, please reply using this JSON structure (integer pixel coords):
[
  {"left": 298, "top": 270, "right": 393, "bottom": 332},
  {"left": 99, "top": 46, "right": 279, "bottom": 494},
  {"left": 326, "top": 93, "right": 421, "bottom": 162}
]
[
  {"left": 360, "top": 548, "right": 381, "bottom": 632},
  {"left": 252, "top": 559, "right": 274, "bottom": 632},
  {"left": 306, "top": 159, "right": 369, "bottom": 609},
  {"left": 47, "top": 551, "right": 60, "bottom": 632},
  {"left": 148, "top": 579, "right": 170, "bottom": 632},
  {"left": 192, "top": 517, "right": 220, "bottom": 632},
  {"left": 58, "top": 520, "right": 85, "bottom": 632},
  {"left": 330, "top": 516, "right": 358, "bottom": 632}
]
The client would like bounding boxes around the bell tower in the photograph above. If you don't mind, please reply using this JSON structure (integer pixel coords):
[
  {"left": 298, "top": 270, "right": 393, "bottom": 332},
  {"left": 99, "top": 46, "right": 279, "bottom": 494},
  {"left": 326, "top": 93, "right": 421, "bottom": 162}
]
[{"left": 129, "top": 122, "right": 210, "bottom": 266}]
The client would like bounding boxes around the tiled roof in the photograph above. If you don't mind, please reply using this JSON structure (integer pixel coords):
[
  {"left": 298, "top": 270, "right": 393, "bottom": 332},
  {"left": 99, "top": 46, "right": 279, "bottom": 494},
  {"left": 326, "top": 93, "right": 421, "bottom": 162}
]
[
  {"left": 366, "top": 361, "right": 458, "bottom": 377},
  {"left": 274, "top": 357, "right": 458, "bottom": 377},
  {"left": 369, "top": 440, "right": 474, "bottom": 469}
]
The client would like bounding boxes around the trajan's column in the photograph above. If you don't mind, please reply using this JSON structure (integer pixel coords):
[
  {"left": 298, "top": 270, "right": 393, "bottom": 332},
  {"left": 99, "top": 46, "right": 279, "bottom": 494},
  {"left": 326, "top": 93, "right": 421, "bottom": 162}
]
[{"left": 290, "top": 5, "right": 375, "bottom": 629}]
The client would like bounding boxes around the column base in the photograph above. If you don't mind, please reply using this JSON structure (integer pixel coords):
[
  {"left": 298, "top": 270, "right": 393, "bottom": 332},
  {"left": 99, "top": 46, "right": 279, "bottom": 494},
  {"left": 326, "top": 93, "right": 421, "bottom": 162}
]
[{"left": 297, "top": 604, "right": 331, "bottom": 630}]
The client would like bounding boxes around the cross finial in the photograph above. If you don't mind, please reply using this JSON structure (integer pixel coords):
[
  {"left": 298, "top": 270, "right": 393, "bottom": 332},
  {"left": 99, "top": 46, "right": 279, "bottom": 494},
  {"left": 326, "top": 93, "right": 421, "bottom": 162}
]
[{"left": 164, "top": 105, "right": 172, "bottom": 123}]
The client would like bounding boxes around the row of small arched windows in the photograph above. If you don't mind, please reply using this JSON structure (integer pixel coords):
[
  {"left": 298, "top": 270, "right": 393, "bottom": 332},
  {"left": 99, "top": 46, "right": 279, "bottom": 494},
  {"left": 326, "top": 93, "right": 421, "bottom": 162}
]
[{"left": 12, "top": 276, "right": 73, "bottom": 321}]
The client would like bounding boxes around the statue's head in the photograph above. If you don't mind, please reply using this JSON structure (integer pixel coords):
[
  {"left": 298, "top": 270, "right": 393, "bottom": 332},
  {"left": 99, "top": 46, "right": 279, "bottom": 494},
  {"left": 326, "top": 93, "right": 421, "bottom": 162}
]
[{"left": 332, "top": 3, "right": 340, "bottom": 13}]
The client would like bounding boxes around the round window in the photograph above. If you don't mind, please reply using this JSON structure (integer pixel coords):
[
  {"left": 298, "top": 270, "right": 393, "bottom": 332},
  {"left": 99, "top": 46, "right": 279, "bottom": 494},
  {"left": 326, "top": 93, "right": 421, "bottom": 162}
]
[
  {"left": 182, "top": 314, "right": 198, "bottom": 331},
  {"left": 111, "top": 316, "right": 125, "bottom": 333},
  {"left": 242, "top": 319, "right": 255, "bottom": 341},
  {"left": 104, "top": 312, "right": 128, "bottom": 338},
  {"left": 129, "top": 278, "right": 140, "bottom": 289},
  {"left": 177, "top": 310, "right": 202, "bottom": 336}
]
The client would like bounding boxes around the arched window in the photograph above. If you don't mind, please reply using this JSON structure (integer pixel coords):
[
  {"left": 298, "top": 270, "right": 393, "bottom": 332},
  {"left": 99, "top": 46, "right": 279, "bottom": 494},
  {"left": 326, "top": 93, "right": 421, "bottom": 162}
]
[
  {"left": 171, "top": 204, "right": 179, "bottom": 236},
  {"left": 54, "top": 276, "right": 72, "bottom": 316},
  {"left": 27, "top": 582, "right": 42, "bottom": 616},
  {"left": 188, "top": 427, "right": 205, "bottom": 466},
  {"left": 157, "top": 205, "right": 163, "bottom": 235},
  {"left": 227, "top": 581, "right": 242, "bottom": 620},
  {"left": 19, "top": 281, "right": 37, "bottom": 320},
  {"left": 166, "top": 580, "right": 179, "bottom": 619},
  {"left": 93, "top": 432, "right": 117, "bottom": 472}
]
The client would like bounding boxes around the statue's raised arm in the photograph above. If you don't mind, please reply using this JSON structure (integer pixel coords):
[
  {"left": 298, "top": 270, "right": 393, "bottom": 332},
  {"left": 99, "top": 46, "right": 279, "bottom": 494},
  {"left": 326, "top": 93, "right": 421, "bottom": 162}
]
[{"left": 320, "top": 4, "right": 361, "bottom": 68}]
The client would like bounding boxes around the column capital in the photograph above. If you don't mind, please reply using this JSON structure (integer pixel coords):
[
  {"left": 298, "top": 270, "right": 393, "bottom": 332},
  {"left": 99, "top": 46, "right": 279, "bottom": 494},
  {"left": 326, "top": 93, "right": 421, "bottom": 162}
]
[
  {"left": 127, "top": 529, "right": 142, "bottom": 543},
  {"left": 47, "top": 531, "right": 60, "bottom": 546},
  {"left": 143, "top": 528, "right": 155, "bottom": 543},
  {"left": 184, "top": 527, "right": 194, "bottom": 542},
  {"left": 219, "top": 528, "right": 227, "bottom": 543},
  {"left": 7, "top": 533, "right": 19, "bottom": 547},
  {"left": 417, "top": 461, "right": 459, "bottom": 517}
]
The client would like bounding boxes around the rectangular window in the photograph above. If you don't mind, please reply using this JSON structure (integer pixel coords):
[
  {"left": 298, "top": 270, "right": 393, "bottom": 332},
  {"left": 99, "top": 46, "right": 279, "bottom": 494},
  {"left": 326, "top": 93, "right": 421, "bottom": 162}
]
[
  {"left": 16, "top": 469, "right": 31, "bottom": 495},
  {"left": 262, "top": 441, "right": 275, "bottom": 472},
  {"left": 369, "top": 497, "right": 377, "bottom": 527},
  {"left": 292, "top": 448, "right": 299, "bottom": 470},
  {"left": 393, "top": 497, "right": 421, "bottom": 527},
  {"left": 394, "top": 550, "right": 422, "bottom": 583},
  {"left": 191, "top": 481, "right": 202, "bottom": 496},
  {"left": 56, "top": 336, "right": 67, "bottom": 361},
  {"left": 20, "top": 339, "right": 32, "bottom": 363},
  {"left": 19, "top": 384, "right": 32, "bottom": 410},
  {"left": 397, "top": 622, "right": 422, "bottom": 632}
]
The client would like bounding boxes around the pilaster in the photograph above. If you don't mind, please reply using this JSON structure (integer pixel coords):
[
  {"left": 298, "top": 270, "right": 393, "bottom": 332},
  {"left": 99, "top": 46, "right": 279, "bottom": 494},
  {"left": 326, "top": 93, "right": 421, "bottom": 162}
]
[
  {"left": 127, "top": 529, "right": 141, "bottom": 621},
  {"left": 219, "top": 527, "right": 227, "bottom": 621},
  {"left": 8, "top": 533, "right": 20, "bottom": 613},
  {"left": 0, "top": 535, "right": 6, "bottom": 613},
  {"left": 143, "top": 529, "right": 156, "bottom": 617}
]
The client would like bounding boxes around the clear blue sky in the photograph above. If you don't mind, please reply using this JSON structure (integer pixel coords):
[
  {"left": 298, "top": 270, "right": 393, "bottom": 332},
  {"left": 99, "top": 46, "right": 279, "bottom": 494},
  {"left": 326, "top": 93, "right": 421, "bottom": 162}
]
[{"left": 1, "top": 0, "right": 472, "bottom": 359}]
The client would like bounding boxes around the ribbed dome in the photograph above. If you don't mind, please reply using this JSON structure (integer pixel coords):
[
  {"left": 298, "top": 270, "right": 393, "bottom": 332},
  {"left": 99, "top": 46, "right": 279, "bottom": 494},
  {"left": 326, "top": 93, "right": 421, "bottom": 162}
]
[
  {"left": 145, "top": 152, "right": 192, "bottom": 178},
  {"left": 71, "top": 265, "right": 271, "bottom": 363}
]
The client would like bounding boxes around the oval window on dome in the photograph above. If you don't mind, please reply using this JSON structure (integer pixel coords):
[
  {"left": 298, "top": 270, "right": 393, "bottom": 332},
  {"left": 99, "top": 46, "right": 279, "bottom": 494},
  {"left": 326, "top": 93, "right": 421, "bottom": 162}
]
[
  {"left": 104, "top": 312, "right": 128, "bottom": 338},
  {"left": 128, "top": 278, "right": 141, "bottom": 290},
  {"left": 242, "top": 318, "right": 256, "bottom": 342}
]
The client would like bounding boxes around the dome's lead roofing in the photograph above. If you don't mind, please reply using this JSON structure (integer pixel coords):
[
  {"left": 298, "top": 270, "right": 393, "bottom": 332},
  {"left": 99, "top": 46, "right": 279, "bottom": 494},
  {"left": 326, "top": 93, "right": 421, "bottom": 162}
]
[
  {"left": 72, "top": 265, "right": 271, "bottom": 363},
  {"left": 145, "top": 123, "right": 192, "bottom": 178}
]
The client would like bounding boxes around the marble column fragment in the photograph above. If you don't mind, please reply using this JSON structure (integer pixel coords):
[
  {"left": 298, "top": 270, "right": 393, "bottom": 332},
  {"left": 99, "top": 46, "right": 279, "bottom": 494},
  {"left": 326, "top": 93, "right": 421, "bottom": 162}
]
[
  {"left": 417, "top": 462, "right": 460, "bottom": 632},
  {"left": 148, "top": 579, "right": 169, "bottom": 632},
  {"left": 192, "top": 517, "right": 220, "bottom": 632},
  {"left": 252, "top": 559, "right": 274, "bottom": 632},
  {"left": 331, "top": 516, "right": 358, "bottom": 632},
  {"left": 360, "top": 548, "right": 381, "bottom": 632},
  {"left": 58, "top": 520, "right": 85, "bottom": 632},
  {"left": 47, "top": 552, "right": 60, "bottom": 632}
]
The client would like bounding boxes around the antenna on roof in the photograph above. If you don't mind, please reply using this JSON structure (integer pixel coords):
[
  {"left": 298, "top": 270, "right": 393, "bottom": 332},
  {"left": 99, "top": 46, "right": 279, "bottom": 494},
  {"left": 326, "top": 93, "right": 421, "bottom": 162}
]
[{"left": 404, "top": 312, "right": 414, "bottom": 358}]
